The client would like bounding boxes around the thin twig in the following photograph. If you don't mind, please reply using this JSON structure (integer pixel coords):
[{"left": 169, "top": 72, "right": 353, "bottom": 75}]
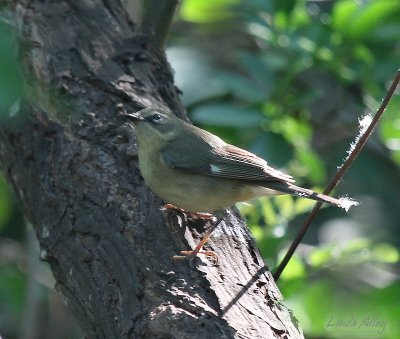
[{"left": 273, "top": 70, "right": 400, "bottom": 281}]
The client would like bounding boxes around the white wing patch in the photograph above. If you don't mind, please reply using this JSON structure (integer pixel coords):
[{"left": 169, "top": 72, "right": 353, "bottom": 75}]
[{"left": 210, "top": 164, "right": 222, "bottom": 174}]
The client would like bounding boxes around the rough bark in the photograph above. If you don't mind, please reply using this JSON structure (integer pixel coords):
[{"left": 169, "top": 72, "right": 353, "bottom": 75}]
[{"left": 0, "top": 1, "right": 303, "bottom": 338}]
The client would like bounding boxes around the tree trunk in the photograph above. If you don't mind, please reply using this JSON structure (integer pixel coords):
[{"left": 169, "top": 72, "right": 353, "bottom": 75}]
[{"left": 0, "top": 1, "right": 303, "bottom": 338}]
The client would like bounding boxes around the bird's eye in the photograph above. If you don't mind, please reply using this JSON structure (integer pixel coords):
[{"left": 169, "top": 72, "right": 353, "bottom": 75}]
[{"left": 150, "top": 113, "right": 163, "bottom": 123}]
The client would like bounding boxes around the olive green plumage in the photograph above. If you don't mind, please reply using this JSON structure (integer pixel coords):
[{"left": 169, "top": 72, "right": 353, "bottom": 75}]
[{"left": 125, "top": 107, "right": 354, "bottom": 212}]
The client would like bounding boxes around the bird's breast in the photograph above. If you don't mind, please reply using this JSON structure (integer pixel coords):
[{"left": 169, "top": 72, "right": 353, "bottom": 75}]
[{"left": 137, "top": 146, "right": 281, "bottom": 212}]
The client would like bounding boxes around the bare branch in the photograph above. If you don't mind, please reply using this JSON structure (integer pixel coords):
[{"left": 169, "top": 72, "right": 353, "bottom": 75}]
[{"left": 274, "top": 69, "right": 400, "bottom": 281}]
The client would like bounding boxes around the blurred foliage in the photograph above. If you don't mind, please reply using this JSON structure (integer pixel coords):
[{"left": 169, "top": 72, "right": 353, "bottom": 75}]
[
  {"left": 169, "top": 0, "right": 400, "bottom": 337},
  {"left": 0, "top": 21, "right": 24, "bottom": 116},
  {"left": 1, "top": 0, "right": 400, "bottom": 338}
]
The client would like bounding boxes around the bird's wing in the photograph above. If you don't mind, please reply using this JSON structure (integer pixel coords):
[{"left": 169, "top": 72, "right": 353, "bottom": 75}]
[
  {"left": 212, "top": 144, "right": 294, "bottom": 182},
  {"left": 162, "top": 134, "right": 294, "bottom": 183}
]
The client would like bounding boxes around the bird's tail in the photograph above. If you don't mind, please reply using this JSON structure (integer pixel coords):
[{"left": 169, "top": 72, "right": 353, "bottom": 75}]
[{"left": 266, "top": 182, "right": 358, "bottom": 212}]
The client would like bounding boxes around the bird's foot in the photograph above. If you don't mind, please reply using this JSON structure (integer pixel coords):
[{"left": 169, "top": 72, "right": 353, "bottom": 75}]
[{"left": 171, "top": 214, "right": 223, "bottom": 264}]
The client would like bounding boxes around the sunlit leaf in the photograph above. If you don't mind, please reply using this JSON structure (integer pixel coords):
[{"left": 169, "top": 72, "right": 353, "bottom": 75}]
[
  {"left": 180, "top": 0, "right": 239, "bottom": 23},
  {"left": 309, "top": 247, "right": 333, "bottom": 267},
  {"left": 259, "top": 197, "right": 277, "bottom": 226},
  {"left": 274, "top": 194, "right": 294, "bottom": 219},
  {"left": 296, "top": 149, "right": 326, "bottom": 183},
  {"left": 280, "top": 255, "right": 306, "bottom": 280},
  {"left": 353, "top": 44, "right": 374, "bottom": 65},
  {"left": 293, "top": 197, "right": 315, "bottom": 216},
  {"left": 371, "top": 243, "right": 399, "bottom": 263},
  {"left": 250, "top": 224, "right": 264, "bottom": 242},
  {"left": 332, "top": 0, "right": 400, "bottom": 40},
  {"left": 303, "top": 280, "right": 334, "bottom": 334},
  {"left": 379, "top": 95, "right": 400, "bottom": 164},
  {"left": 342, "top": 238, "right": 371, "bottom": 254},
  {"left": 332, "top": 1, "right": 358, "bottom": 34},
  {"left": 277, "top": 116, "right": 311, "bottom": 145}
]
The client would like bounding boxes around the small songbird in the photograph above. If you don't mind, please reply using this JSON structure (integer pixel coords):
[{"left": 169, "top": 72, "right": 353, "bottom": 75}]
[
  {"left": 124, "top": 107, "right": 356, "bottom": 214},
  {"left": 125, "top": 107, "right": 357, "bottom": 260}
]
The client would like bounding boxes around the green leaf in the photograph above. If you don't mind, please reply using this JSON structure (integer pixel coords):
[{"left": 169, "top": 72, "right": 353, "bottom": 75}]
[
  {"left": 342, "top": 238, "right": 371, "bottom": 254},
  {"left": 293, "top": 197, "right": 315, "bottom": 216},
  {"left": 180, "top": 0, "right": 239, "bottom": 23},
  {"left": 216, "top": 72, "right": 268, "bottom": 102},
  {"left": 0, "top": 22, "right": 24, "bottom": 115},
  {"left": 280, "top": 255, "right": 306, "bottom": 280},
  {"left": 371, "top": 243, "right": 399, "bottom": 263},
  {"left": 303, "top": 280, "right": 335, "bottom": 333},
  {"left": 258, "top": 197, "right": 278, "bottom": 226},
  {"left": 332, "top": 0, "right": 400, "bottom": 40},
  {"left": 249, "top": 132, "right": 293, "bottom": 168},
  {"left": 167, "top": 46, "right": 226, "bottom": 105},
  {"left": 296, "top": 149, "right": 326, "bottom": 183},
  {"left": 332, "top": 0, "right": 358, "bottom": 34},
  {"left": 191, "top": 104, "right": 264, "bottom": 128},
  {"left": 0, "top": 265, "right": 26, "bottom": 315},
  {"left": 274, "top": 194, "right": 294, "bottom": 219},
  {"left": 380, "top": 95, "right": 400, "bottom": 164},
  {"left": 309, "top": 247, "right": 334, "bottom": 267},
  {"left": 236, "top": 52, "right": 276, "bottom": 90},
  {"left": 0, "top": 177, "right": 12, "bottom": 229},
  {"left": 277, "top": 116, "right": 311, "bottom": 145},
  {"left": 250, "top": 224, "right": 264, "bottom": 243}
]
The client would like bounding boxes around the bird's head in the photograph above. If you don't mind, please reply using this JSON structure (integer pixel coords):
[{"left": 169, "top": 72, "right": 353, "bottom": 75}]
[{"left": 125, "top": 107, "right": 181, "bottom": 145}]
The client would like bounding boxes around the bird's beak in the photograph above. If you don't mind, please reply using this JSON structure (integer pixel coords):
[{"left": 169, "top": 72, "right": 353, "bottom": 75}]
[{"left": 124, "top": 112, "right": 144, "bottom": 123}]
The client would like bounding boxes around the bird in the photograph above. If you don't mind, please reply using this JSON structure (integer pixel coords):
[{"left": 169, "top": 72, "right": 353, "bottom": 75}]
[{"left": 124, "top": 107, "right": 357, "bottom": 260}]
